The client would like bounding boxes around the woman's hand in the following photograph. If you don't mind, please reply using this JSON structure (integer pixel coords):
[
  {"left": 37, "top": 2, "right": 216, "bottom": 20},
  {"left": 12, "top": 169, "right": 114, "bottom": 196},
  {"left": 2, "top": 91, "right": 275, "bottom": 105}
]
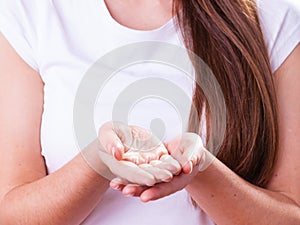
[
  {"left": 97, "top": 121, "right": 181, "bottom": 186},
  {"left": 165, "top": 133, "right": 215, "bottom": 173},
  {"left": 110, "top": 132, "right": 215, "bottom": 201}
]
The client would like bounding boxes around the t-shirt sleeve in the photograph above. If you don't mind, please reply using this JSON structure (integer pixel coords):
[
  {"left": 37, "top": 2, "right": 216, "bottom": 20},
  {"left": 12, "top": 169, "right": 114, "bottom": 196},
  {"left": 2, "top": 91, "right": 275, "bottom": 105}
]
[
  {"left": 257, "top": 0, "right": 300, "bottom": 73},
  {"left": 0, "top": 0, "right": 39, "bottom": 71}
]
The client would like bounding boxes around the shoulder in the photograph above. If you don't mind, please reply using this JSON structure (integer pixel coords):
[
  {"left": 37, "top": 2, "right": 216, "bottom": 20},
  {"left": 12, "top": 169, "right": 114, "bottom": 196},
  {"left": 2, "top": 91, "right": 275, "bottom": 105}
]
[
  {"left": 256, "top": 0, "right": 300, "bottom": 72},
  {"left": 0, "top": 0, "right": 67, "bottom": 71},
  {"left": 256, "top": 0, "right": 300, "bottom": 19},
  {"left": 0, "top": 0, "right": 43, "bottom": 18},
  {"left": 0, "top": 0, "right": 50, "bottom": 71},
  {"left": 256, "top": 0, "right": 300, "bottom": 27}
]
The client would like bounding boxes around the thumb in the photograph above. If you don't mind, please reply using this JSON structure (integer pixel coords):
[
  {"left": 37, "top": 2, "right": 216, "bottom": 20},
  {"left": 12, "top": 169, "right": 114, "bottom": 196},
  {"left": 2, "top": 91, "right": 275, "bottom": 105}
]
[{"left": 98, "top": 122, "right": 129, "bottom": 160}]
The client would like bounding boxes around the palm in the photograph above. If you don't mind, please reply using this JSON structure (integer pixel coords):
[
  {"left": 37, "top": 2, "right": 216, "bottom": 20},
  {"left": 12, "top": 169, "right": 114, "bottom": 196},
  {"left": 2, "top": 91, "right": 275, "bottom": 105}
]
[
  {"left": 121, "top": 125, "right": 168, "bottom": 164},
  {"left": 98, "top": 122, "right": 181, "bottom": 185}
]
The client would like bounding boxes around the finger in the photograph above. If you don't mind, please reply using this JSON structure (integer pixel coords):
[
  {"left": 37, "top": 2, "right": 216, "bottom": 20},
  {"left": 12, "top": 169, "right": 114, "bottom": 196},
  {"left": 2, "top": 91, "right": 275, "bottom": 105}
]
[
  {"left": 111, "top": 178, "right": 149, "bottom": 197},
  {"left": 110, "top": 177, "right": 128, "bottom": 190},
  {"left": 122, "top": 184, "right": 148, "bottom": 197},
  {"left": 164, "top": 136, "right": 182, "bottom": 153},
  {"left": 151, "top": 144, "right": 168, "bottom": 158},
  {"left": 173, "top": 134, "right": 202, "bottom": 169},
  {"left": 139, "top": 176, "right": 186, "bottom": 202},
  {"left": 182, "top": 161, "right": 193, "bottom": 174},
  {"left": 112, "top": 121, "right": 133, "bottom": 151},
  {"left": 98, "top": 122, "right": 125, "bottom": 160},
  {"left": 100, "top": 132, "right": 124, "bottom": 160},
  {"left": 110, "top": 178, "right": 149, "bottom": 198},
  {"left": 181, "top": 133, "right": 203, "bottom": 162},
  {"left": 140, "top": 169, "right": 198, "bottom": 202},
  {"left": 122, "top": 151, "right": 147, "bottom": 165},
  {"left": 98, "top": 151, "right": 156, "bottom": 186},
  {"left": 117, "top": 161, "right": 156, "bottom": 186},
  {"left": 165, "top": 137, "right": 189, "bottom": 168},
  {"left": 139, "top": 163, "right": 173, "bottom": 182},
  {"left": 158, "top": 155, "right": 181, "bottom": 175},
  {"left": 181, "top": 150, "right": 200, "bottom": 174},
  {"left": 182, "top": 145, "right": 207, "bottom": 174},
  {"left": 140, "top": 185, "right": 169, "bottom": 202},
  {"left": 172, "top": 146, "right": 189, "bottom": 168}
]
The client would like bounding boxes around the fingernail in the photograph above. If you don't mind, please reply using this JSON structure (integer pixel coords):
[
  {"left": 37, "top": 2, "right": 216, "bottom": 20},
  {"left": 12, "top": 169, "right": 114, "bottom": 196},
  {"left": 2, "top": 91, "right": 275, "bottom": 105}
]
[
  {"left": 141, "top": 195, "right": 150, "bottom": 203},
  {"left": 160, "top": 172, "right": 173, "bottom": 182},
  {"left": 115, "top": 143, "right": 124, "bottom": 159},
  {"left": 145, "top": 179, "right": 156, "bottom": 187},
  {"left": 183, "top": 161, "right": 193, "bottom": 174},
  {"left": 123, "top": 187, "right": 134, "bottom": 195},
  {"left": 116, "top": 142, "right": 123, "bottom": 149},
  {"left": 110, "top": 181, "right": 118, "bottom": 186},
  {"left": 162, "top": 175, "right": 173, "bottom": 182},
  {"left": 187, "top": 161, "right": 193, "bottom": 174},
  {"left": 111, "top": 184, "right": 120, "bottom": 190},
  {"left": 124, "top": 193, "right": 134, "bottom": 197},
  {"left": 115, "top": 150, "right": 122, "bottom": 160},
  {"left": 111, "top": 147, "right": 116, "bottom": 158}
]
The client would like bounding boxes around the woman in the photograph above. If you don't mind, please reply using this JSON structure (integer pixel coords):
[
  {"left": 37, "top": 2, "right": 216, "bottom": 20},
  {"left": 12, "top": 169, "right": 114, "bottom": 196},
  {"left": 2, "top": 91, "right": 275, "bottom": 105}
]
[{"left": 0, "top": 0, "right": 299, "bottom": 224}]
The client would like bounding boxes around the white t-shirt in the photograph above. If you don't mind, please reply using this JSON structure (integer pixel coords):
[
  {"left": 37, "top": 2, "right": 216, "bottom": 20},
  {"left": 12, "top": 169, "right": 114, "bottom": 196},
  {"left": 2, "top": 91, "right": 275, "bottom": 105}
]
[{"left": 0, "top": 0, "right": 299, "bottom": 225}]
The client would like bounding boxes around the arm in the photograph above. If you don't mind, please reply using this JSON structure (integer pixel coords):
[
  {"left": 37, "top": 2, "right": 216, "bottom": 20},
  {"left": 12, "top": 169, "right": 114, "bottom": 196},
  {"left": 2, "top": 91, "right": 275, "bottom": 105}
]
[
  {"left": 0, "top": 33, "right": 110, "bottom": 225},
  {"left": 118, "top": 45, "right": 300, "bottom": 224},
  {"left": 186, "top": 44, "right": 300, "bottom": 225}
]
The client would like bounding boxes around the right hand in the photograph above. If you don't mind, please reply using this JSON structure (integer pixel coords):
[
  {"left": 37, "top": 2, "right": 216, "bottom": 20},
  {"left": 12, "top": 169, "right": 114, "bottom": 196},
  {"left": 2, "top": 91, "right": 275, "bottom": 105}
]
[{"left": 97, "top": 121, "right": 181, "bottom": 186}]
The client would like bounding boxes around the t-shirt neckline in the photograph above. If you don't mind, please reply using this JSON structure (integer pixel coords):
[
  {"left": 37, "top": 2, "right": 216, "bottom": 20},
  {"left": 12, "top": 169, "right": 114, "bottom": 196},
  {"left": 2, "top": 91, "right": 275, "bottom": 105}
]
[{"left": 97, "top": 0, "right": 175, "bottom": 36}]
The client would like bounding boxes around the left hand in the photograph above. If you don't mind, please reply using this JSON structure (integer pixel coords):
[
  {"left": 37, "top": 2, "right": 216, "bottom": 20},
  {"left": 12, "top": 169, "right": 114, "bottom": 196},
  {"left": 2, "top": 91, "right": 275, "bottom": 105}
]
[
  {"left": 110, "top": 133, "right": 215, "bottom": 201},
  {"left": 98, "top": 121, "right": 181, "bottom": 185}
]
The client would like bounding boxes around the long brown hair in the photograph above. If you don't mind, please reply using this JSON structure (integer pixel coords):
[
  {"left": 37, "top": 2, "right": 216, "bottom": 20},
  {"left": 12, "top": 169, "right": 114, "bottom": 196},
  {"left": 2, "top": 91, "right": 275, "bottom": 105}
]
[{"left": 174, "top": 0, "right": 278, "bottom": 187}]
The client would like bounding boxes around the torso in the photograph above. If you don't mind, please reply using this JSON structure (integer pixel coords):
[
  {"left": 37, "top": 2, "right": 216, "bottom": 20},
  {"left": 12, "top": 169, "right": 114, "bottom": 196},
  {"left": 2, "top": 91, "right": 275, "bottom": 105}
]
[{"left": 38, "top": 1, "right": 212, "bottom": 224}]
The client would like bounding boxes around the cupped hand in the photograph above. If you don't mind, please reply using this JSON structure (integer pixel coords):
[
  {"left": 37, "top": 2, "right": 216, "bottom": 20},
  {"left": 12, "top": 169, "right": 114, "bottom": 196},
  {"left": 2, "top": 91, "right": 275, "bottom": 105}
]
[
  {"left": 166, "top": 132, "right": 215, "bottom": 173},
  {"left": 112, "top": 167, "right": 199, "bottom": 201},
  {"left": 111, "top": 132, "right": 215, "bottom": 201},
  {"left": 97, "top": 121, "right": 181, "bottom": 186}
]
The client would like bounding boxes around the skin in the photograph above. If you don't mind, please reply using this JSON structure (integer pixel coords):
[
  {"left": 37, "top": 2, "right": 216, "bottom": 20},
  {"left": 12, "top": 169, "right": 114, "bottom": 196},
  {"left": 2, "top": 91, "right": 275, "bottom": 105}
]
[
  {"left": 103, "top": 1, "right": 300, "bottom": 224},
  {"left": 97, "top": 121, "right": 182, "bottom": 185},
  {"left": 0, "top": 32, "right": 110, "bottom": 225},
  {"left": 118, "top": 45, "right": 300, "bottom": 225},
  {"left": 0, "top": 0, "right": 299, "bottom": 225},
  {"left": 104, "top": 0, "right": 173, "bottom": 30},
  {"left": 0, "top": 1, "right": 174, "bottom": 224}
]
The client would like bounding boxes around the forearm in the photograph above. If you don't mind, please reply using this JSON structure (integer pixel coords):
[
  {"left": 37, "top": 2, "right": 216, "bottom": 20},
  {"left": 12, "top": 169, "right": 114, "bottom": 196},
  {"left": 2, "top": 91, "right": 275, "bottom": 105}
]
[
  {"left": 0, "top": 140, "right": 110, "bottom": 225},
  {"left": 186, "top": 159, "right": 300, "bottom": 225}
]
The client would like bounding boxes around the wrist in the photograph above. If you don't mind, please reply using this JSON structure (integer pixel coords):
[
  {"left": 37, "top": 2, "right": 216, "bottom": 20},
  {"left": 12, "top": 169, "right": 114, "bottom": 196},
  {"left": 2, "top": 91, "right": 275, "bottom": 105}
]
[
  {"left": 198, "top": 149, "right": 216, "bottom": 172},
  {"left": 80, "top": 139, "right": 114, "bottom": 182}
]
